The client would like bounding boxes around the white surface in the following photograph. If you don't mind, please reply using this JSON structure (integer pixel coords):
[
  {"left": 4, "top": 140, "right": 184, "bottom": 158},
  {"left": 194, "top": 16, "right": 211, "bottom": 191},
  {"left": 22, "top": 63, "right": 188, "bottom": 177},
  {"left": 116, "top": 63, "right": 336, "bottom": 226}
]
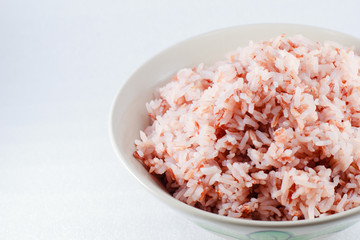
[{"left": 1, "top": 0, "right": 360, "bottom": 239}]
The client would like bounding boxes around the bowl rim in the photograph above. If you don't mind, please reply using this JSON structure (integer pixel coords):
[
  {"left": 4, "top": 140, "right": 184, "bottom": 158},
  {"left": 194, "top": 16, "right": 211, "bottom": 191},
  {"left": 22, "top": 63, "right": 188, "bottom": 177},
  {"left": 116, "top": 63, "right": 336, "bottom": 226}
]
[{"left": 110, "top": 23, "right": 360, "bottom": 228}]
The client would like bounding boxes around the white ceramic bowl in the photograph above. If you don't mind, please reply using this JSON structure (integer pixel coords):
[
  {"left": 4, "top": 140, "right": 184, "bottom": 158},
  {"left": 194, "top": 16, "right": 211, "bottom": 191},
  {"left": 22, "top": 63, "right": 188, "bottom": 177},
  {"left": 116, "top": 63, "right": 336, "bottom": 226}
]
[{"left": 110, "top": 24, "right": 360, "bottom": 240}]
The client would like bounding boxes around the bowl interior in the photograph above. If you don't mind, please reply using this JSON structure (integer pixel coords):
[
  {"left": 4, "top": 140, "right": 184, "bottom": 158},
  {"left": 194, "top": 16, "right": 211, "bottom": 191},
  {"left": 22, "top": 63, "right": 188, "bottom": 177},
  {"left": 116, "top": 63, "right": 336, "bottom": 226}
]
[{"left": 110, "top": 23, "right": 360, "bottom": 227}]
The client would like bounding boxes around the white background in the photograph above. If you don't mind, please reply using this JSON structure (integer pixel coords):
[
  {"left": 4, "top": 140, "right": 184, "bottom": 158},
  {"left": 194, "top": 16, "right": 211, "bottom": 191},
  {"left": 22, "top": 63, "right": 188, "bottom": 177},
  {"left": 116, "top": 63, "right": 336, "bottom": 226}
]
[{"left": 1, "top": 0, "right": 360, "bottom": 239}]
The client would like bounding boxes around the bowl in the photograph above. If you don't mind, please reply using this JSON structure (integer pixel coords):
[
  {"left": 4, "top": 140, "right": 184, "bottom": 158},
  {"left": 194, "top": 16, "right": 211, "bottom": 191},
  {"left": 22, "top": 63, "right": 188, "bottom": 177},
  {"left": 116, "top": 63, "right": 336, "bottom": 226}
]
[{"left": 110, "top": 24, "right": 360, "bottom": 240}]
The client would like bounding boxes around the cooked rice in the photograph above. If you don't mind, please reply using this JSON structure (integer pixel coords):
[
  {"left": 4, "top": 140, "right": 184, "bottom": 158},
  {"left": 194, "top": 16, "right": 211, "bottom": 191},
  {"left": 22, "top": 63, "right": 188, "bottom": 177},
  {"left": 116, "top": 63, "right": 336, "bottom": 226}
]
[{"left": 133, "top": 35, "right": 360, "bottom": 221}]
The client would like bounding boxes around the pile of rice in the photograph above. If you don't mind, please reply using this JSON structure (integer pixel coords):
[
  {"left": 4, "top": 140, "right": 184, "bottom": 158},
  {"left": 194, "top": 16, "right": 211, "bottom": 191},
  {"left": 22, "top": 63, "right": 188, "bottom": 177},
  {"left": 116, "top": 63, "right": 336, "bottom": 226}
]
[{"left": 133, "top": 35, "right": 360, "bottom": 221}]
